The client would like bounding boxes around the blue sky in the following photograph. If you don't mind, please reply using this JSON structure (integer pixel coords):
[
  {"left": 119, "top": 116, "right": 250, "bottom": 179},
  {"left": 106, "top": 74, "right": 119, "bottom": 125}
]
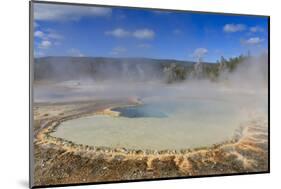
[{"left": 33, "top": 3, "right": 268, "bottom": 62}]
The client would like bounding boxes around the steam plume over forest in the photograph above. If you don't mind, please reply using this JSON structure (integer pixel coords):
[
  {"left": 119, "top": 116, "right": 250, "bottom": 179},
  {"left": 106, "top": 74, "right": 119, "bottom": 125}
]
[{"left": 34, "top": 53, "right": 268, "bottom": 84}]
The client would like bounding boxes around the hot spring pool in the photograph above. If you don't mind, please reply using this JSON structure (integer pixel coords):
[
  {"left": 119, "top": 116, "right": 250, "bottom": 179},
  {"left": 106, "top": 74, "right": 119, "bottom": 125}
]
[{"left": 51, "top": 99, "right": 253, "bottom": 150}]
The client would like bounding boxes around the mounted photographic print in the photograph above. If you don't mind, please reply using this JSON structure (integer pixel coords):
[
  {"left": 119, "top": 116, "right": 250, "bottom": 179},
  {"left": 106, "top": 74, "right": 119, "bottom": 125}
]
[{"left": 30, "top": 1, "right": 269, "bottom": 188}]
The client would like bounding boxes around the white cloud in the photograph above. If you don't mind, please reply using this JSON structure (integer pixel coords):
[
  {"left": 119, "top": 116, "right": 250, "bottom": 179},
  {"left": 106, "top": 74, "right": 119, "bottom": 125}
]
[
  {"left": 105, "top": 28, "right": 130, "bottom": 38},
  {"left": 133, "top": 29, "right": 155, "bottom": 40},
  {"left": 250, "top": 26, "right": 264, "bottom": 33},
  {"left": 111, "top": 47, "right": 127, "bottom": 55},
  {"left": 39, "top": 40, "right": 52, "bottom": 49},
  {"left": 223, "top": 24, "right": 246, "bottom": 32},
  {"left": 68, "top": 48, "right": 84, "bottom": 57},
  {"left": 34, "top": 29, "right": 63, "bottom": 52},
  {"left": 34, "top": 30, "right": 44, "bottom": 38},
  {"left": 193, "top": 48, "right": 208, "bottom": 59},
  {"left": 243, "top": 37, "right": 264, "bottom": 45},
  {"left": 34, "top": 29, "right": 63, "bottom": 40},
  {"left": 105, "top": 28, "right": 155, "bottom": 40},
  {"left": 34, "top": 4, "right": 112, "bottom": 21}
]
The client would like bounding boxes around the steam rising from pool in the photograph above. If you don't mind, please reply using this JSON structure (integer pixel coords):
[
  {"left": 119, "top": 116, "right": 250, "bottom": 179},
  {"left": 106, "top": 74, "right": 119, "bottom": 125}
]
[{"left": 35, "top": 55, "right": 268, "bottom": 150}]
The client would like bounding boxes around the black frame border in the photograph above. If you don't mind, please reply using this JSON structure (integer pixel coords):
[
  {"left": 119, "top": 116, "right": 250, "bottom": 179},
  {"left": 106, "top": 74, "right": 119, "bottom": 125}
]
[{"left": 29, "top": 0, "right": 270, "bottom": 188}]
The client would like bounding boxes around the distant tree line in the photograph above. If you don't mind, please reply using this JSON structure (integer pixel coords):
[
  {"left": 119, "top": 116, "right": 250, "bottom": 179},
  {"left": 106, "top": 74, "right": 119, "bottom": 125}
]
[{"left": 164, "top": 54, "right": 249, "bottom": 83}]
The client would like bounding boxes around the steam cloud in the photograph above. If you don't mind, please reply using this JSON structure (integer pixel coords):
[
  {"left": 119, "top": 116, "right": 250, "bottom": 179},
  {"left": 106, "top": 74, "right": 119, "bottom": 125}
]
[{"left": 34, "top": 54, "right": 268, "bottom": 118}]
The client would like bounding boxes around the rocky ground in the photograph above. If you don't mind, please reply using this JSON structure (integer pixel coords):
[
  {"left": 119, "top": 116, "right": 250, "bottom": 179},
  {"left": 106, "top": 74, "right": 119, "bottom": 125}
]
[{"left": 31, "top": 100, "right": 268, "bottom": 187}]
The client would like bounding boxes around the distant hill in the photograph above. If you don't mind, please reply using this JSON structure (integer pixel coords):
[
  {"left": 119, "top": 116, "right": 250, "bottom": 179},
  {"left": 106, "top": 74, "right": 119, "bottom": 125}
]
[
  {"left": 34, "top": 56, "right": 216, "bottom": 82},
  {"left": 33, "top": 56, "right": 256, "bottom": 83}
]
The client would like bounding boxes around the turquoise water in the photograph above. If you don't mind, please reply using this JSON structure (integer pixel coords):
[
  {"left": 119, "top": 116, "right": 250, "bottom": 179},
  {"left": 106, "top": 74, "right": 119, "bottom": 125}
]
[{"left": 112, "top": 105, "right": 167, "bottom": 118}]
